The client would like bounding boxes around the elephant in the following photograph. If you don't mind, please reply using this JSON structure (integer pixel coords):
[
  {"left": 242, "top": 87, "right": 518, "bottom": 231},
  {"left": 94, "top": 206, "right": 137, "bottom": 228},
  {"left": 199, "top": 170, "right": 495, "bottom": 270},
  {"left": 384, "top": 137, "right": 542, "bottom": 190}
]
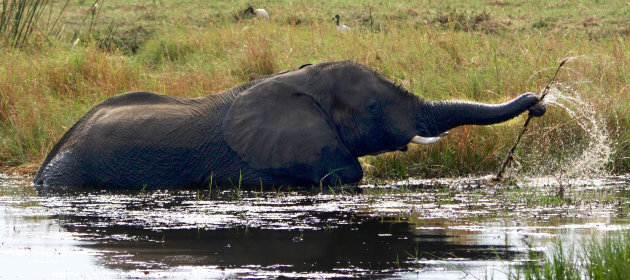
[{"left": 34, "top": 60, "right": 545, "bottom": 190}]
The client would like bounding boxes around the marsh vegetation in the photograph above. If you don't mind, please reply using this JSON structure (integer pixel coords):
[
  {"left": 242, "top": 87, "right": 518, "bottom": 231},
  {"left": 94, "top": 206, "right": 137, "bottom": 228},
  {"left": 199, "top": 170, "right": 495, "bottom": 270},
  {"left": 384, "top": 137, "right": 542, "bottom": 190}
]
[
  {"left": 0, "top": 0, "right": 628, "bottom": 180},
  {"left": 515, "top": 230, "right": 630, "bottom": 280}
]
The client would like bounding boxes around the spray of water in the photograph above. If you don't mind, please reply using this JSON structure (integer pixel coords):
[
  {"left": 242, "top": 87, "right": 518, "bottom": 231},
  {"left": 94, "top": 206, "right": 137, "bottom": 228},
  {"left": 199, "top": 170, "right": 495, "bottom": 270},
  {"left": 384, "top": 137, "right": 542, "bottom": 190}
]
[
  {"left": 543, "top": 81, "right": 616, "bottom": 178},
  {"left": 522, "top": 56, "right": 620, "bottom": 183}
]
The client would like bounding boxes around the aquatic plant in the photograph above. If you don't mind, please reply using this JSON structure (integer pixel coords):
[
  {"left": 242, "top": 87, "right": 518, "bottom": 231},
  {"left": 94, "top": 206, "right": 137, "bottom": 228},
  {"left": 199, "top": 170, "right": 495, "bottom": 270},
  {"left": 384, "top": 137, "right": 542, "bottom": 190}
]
[{"left": 514, "top": 230, "right": 630, "bottom": 280}]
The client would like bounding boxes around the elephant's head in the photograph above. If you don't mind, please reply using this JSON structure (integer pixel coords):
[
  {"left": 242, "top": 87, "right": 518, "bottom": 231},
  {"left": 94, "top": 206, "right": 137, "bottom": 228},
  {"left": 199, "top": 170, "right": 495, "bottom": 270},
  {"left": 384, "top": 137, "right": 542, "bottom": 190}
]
[{"left": 223, "top": 60, "right": 544, "bottom": 185}]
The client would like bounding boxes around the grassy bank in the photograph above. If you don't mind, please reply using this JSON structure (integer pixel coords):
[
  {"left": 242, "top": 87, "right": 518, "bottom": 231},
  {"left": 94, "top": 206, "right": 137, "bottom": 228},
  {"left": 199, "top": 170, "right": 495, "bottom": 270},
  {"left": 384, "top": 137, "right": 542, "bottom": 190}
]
[{"left": 1, "top": 0, "right": 629, "bottom": 180}]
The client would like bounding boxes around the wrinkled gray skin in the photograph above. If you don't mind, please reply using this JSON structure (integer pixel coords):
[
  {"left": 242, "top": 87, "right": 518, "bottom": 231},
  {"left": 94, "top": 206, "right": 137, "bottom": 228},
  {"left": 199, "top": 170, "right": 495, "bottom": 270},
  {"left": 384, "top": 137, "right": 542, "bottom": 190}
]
[{"left": 34, "top": 60, "right": 545, "bottom": 190}]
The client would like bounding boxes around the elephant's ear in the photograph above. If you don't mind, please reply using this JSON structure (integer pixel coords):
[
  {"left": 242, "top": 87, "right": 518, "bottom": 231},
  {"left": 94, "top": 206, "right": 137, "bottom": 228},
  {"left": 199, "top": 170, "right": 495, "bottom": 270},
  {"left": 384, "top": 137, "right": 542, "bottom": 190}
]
[{"left": 223, "top": 80, "right": 361, "bottom": 184}]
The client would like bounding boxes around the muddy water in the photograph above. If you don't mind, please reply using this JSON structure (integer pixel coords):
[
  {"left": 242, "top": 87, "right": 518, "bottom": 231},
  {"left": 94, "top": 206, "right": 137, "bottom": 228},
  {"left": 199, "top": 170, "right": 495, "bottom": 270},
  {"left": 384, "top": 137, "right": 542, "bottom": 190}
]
[{"left": 1, "top": 174, "right": 629, "bottom": 279}]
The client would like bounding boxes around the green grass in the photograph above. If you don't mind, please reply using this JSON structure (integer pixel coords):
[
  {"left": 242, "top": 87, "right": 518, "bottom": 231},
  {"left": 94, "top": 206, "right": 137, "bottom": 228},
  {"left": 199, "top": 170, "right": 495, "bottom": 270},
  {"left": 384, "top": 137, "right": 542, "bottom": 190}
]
[
  {"left": 515, "top": 230, "right": 630, "bottom": 280},
  {"left": 0, "top": 0, "right": 629, "bottom": 180},
  {"left": 584, "top": 230, "right": 630, "bottom": 279}
]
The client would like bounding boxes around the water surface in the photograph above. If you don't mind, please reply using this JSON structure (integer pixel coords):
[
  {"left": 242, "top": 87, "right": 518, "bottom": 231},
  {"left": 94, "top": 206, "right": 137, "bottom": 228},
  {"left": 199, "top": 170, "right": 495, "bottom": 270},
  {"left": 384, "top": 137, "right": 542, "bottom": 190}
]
[{"left": 1, "top": 174, "right": 629, "bottom": 279}]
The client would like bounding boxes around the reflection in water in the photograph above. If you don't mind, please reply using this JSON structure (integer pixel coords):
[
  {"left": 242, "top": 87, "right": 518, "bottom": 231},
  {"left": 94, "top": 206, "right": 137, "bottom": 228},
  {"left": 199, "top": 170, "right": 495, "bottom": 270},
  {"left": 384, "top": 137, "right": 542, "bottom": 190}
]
[
  {"left": 60, "top": 214, "right": 517, "bottom": 275},
  {"left": 1, "top": 174, "right": 629, "bottom": 279}
]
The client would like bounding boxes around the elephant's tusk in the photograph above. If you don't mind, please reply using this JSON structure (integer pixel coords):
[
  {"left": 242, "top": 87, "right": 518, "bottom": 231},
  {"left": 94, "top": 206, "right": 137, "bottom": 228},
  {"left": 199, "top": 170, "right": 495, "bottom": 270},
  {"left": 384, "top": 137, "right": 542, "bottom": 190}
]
[
  {"left": 410, "top": 136, "right": 441, "bottom": 145},
  {"left": 409, "top": 132, "right": 448, "bottom": 145}
]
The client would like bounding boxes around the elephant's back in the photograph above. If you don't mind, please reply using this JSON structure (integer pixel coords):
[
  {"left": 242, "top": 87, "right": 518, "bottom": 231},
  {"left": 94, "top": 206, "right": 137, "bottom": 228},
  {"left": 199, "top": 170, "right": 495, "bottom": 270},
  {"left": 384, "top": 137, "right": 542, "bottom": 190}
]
[
  {"left": 34, "top": 91, "right": 217, "bottom": 188},
  {"left": 34, "top": 73, "right": 292, "bottom": 188}
]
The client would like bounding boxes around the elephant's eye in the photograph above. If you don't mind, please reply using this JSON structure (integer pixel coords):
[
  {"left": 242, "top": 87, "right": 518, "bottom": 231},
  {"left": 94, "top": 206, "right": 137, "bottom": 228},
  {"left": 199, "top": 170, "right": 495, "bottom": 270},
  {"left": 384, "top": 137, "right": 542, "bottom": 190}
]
[{"left": 367, "top": 101, "right": 381, "bottom": 115}]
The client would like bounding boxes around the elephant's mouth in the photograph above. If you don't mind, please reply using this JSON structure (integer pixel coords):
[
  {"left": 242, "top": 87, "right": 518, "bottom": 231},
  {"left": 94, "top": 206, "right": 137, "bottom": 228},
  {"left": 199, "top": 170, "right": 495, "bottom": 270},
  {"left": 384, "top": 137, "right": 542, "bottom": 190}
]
[{"left": 409, "top": 132, "right": 449, "bottom": 145}]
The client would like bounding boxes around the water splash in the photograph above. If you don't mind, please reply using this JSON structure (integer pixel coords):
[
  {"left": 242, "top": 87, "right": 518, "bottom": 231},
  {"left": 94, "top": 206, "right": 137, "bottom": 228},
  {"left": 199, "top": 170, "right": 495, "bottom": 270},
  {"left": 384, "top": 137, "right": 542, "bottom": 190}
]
[
  {"left": 523, "top": 56, "right": 618, "bottom": 179},
  {"left": 544, "top": 83, "right": 615, "bottom": 178}
]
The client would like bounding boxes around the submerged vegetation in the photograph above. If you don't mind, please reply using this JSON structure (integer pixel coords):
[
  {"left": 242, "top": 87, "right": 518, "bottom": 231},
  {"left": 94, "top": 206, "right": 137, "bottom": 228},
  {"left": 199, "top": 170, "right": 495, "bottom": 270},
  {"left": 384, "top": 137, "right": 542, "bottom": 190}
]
[{"left": 0, "top": 0, "right": 629, "bottom": 181}]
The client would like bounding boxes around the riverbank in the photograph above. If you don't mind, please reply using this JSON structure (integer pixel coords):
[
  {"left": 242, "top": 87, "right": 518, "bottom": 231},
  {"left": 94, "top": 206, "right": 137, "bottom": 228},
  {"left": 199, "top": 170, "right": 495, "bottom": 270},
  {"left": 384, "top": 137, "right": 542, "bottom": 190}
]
[{"left": 1, "top": 1, "right": 629, "bottom": 180}]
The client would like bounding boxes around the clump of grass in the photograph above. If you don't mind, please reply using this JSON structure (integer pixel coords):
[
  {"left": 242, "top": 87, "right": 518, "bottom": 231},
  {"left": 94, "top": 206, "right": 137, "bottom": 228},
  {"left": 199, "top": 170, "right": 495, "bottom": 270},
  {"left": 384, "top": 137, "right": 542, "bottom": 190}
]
[
  {"left": 137, "top": 34, "right": 196, "bottom": 67},
  {"left": 584, "top": 230, "right": 630, "bottom": 279},
  {"left": 514, "top": 230, "right": 630, "bottom": 280},
  {"left": 237, "top": 34, "right": 277, "bottom": 81},
  {"left": 94, "top": 26, "right": 153, "bottom": 54},
  {"left": 434, "top": 10, "right": 501, "bottom": 33},
  {"left": 518, "top": 241, "right": 581, "bottom": 280},
  {"left": 532, "top": 17, "right": 556, "bottom": 29}
]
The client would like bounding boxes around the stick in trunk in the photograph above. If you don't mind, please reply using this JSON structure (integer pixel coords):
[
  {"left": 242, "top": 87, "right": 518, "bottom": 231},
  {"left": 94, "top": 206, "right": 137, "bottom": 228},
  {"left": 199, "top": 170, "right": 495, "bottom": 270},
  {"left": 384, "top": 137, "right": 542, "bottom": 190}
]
[{"left": 493, "top": 57, "right": 570, "bottom": 182}]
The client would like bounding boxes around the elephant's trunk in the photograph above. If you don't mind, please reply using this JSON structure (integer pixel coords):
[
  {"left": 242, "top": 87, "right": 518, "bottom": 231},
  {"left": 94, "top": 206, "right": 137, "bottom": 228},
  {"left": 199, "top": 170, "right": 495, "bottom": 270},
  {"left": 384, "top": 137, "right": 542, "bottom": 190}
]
[{"left": 415, "top": 93, "right": 540, "bottom": 137}]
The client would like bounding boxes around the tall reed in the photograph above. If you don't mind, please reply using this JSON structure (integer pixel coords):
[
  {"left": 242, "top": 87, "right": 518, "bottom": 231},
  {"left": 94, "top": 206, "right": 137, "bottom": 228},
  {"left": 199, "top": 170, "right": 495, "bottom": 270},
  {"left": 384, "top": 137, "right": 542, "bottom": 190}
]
[{"left": 0, "top": 0, "right": 68, "bottom": 47}]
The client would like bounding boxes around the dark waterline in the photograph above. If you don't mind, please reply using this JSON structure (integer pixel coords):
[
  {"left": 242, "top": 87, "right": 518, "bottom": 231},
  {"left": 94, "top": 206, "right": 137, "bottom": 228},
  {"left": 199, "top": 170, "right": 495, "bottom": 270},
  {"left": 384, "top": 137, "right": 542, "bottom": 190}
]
[{"left": 2, "top": 174, "right": 629, "bottom": 279}]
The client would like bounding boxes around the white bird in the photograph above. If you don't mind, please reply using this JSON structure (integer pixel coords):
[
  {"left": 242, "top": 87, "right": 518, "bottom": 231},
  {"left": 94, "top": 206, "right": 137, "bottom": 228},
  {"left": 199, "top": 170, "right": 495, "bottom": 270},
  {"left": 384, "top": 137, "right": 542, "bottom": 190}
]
[
  {"left": 333, "top": 14, "right": 351, "bottom": 32},
  {"left": 244, "top": 6, "right": 269, "bottom": 19}
]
